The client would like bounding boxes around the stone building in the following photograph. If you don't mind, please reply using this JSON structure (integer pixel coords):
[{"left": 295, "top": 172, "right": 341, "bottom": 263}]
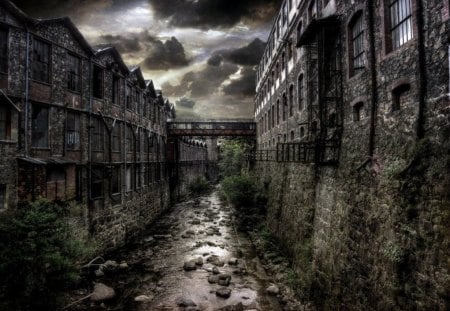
[
  {"left": 0, "top": 0, "right": 208, "bottom": 248},
  {"left": 254, "top": 0, "right": 450, "bottom": 309}
]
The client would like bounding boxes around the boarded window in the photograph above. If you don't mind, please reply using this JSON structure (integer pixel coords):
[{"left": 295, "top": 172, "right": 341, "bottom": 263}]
[
  {"left": 389, "top": 0, "right": 413, "bottom": 50},
  {"left": 32, "top": 38, "right": 50, "bottom": 83},
  {"left": 67, "top": 54, "right": 81, "bottom": 92},
  {"left": 0, "top": 28, "right": 7, "bottom": 73},
  {"left": 92, "top": 65, "right": 103, "bottom": 99},
  {"left": 66, "top": 112, "right": 80, "bottom": 150},
  {"left": 91, "top": 167, "right": 103, "bottom": 199},
  {"left": 32, "top": 105, "right": 49, "bottom": 148},
  {"left": 91, "top": 117, "right": 104, "bottom": 151},
  {"left": 0, "top": 105, "right": 11, "bottom": 140}
]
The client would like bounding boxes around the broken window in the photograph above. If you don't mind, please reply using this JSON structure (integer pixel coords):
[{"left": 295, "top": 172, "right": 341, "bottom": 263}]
[
  {"left": 0, "top": 28, "right": 8, "bottom": 73},
  {"left": 0, "top": 105, "right": 11, "bottom": 140},
  {"left": 91, "top": 166, "right": 103, "bottom": 199},
  {"left": 349, "top": 12, "right": 365, "bottom": 76},
  {"left": 32, "top": 104, "right": 49, "bottom": 148},
  {"left": 92, "top": 65, "right": 104, "bottom": 99},
  {"left": 67, "top": 54, "right": 81, "bottom": 92},
  {"left": 91, "top": 117, "right": 104, "bottom": 151},
  {"left": 66, "top": 112, "right": 80, "bottom": 150},
  {"left": 389, "top": 0, "right": 413, "bottom": 50},
  {"left": 32, "top": 38, "right": 50, "bottom": 83}
]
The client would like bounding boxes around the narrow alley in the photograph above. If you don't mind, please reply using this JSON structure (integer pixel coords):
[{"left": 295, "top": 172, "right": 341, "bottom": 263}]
[{"left": 69, "top": 190, "right": 282, "bottom": 311}]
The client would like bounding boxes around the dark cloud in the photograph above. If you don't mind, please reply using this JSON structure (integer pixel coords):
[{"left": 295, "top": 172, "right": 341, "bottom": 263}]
[
  {"left": 207, "top": 54, "right": 223, "bottom": 67},
  {"left": 98, "top": 34, "right": 141, "bottom": 54},
  {"left": 174, "top": 97, "right": 199, "bottom": 118},
  {"left": 223, "top": 67, "right": 256, "bottom": 96},
  {"left": 149, "top": 0, "right": 282, "bottom": 29},
  {"left": 209, "top": 38, "right": 266, "bottom": 66},
  {"left": 142, "top": 36, "right": 190, "bottom": 70}
]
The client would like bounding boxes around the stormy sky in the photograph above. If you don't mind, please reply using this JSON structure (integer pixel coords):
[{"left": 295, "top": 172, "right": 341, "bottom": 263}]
[{"left": 12, "top": 0, "right": 282, "bottom": 118}]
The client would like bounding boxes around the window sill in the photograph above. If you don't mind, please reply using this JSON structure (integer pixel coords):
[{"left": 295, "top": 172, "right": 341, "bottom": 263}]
[{"left": 382, "top": 39, "right": 417, "bottom": 61}]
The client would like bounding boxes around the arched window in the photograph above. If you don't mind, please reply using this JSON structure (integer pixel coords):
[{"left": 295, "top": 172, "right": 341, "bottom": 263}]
[
  {"left": 349, "top": 11, "right": 365, "bottom": 76},
  {"left": 289, "top": 85, "right": 294, "bottom": 117},
  {"left": 300, "top": 126, "right": 305, "bottom": 138},
  {"left": 290, "top": 130, "right": 295, "bottom": 141},
  {"left": 298, "top": 74, "right": 304, "bottom": 110},
  {"left": 392, "top": 83, "right": 411, "bottom": 111}
]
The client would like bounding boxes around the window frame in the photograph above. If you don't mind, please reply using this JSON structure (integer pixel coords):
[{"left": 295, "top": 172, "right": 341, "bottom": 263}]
[
  {"left": 67, "top": 53, "right": 81, "bottom": 93},
  {"left": 31, "top": 104, "right": 49, "bottom": 148},
  {"left": 91, "top": 117, "right": 105, "bottom": 152},
  {"left": 90, "top": 166, "right": 104, "bottom": 199},
  {"left": 385, "top": 0, "right": 414, "bottom": 53},
  {"left": 66, "top": 112, "right": 81, "bottom": 150},
  {"left": 0, "top": 105, "right": 11, "bottom": 141},
  {"left": 31, "top": 37, "right": 51, "bottom": 84},
  {"left": 298, "top": 74, "right": 304, "bottom": 111},
  {"left": 348, "top": 11, "right": 366, "bottom": 77},
  {"left": 0, "top": 27, "right": 8, "bottom": 74},
  {"left": 92, "top": 64, "right": 104, "bottom": 99}
]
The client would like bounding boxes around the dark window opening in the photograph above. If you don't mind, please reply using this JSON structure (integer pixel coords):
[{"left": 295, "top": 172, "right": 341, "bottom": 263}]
[
  {"left": 91, "top": 167, "right": 103, "bottom": 199},
  {"left": 113, "top": 75, "right": 120, "bottom": 105},
  {"left": 311, "top": 121, "right": 318, "bottom": 136},
  {"left": 92, "top": 65, "right": 104, "bottom": 99},
  {"left": 126, "top": 165, "right": 133, "bottom": 192},
  {"left": 0, "top": 105, "right": 11, "bottom": 140},
  {"left": 112, "top": 124, "right": 121, "bottom": 152},
  {"left": 282, "top": 93, "right": 288, "bottom": 121},
  {"left": 91, "top": 117, "right": 104, "bottom": 151},
  {"left": 290, "top": 130, "right": 295, "bottom": 141},
  {"left": 111, "top": 166, "right": 120, "bottom": 195},
  {"left": 32, "top": 38, "right": 50, "bottom": 83},
  {"left": 67, "top": 54, "right": 81, "bottom": 92},
  {"left": 308, "top": 0, "right": 317, "bottom": 21},
  {"left": 329, "top": 113, "right": 336, "bottom": 127},
  {"left": 353, "top": 102, "right": 364, "bottom": 122},
  {"left": 289, "top": 85, "right": 294, "bottom": 117},
  {"left": 0, "top": 184, "right": 6, "bottom": 210},
  {"left": 126, "top": 125, "right": 135, "bottom": 153},
  {"left": 300, "top": 126, "right": 305, "bottom": 138},
  {"left": 392, "top": 83, "right": 411, "bottom": 111},
  {"left": 136, "top": 164, "right": 142, "bottom": 189},
  {"left": 0, "top": 28, "right": 8, "bottom": 73},
  {"left": 126, "top": 85, "right": 132, "bottom": 110},
  {"left": 66, "top": 112, "right": 80, "bottom": 150},
  {"left": 32, "top": 104, "right": 49, "bottom": 148},
  {"left": 298, "top": 74, "right": 304, "bottom": 110},
  {"left": 297, "top": 21, "right": 303, "bottom": 45},
  {"left": 276, "top": 100, "right": 280, "bottom": 125}
]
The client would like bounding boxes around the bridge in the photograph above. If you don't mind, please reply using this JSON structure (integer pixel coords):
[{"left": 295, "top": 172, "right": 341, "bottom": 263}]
[{"left": 167, "top": 119, "right": 256, "bottom": 137}]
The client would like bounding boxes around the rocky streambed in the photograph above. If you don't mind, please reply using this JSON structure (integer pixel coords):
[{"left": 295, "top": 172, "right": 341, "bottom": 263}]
[{"left": 66, "top": 190, "right": 283, "bottom": 311}]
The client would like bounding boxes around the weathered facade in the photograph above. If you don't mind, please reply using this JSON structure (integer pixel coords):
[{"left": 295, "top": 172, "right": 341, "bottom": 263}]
[
  {"left": 255, "top": 0, "right": 450, "bottom": 309},
  {"left": 0, "top": 1, "right": 209, "bottom": 249}
]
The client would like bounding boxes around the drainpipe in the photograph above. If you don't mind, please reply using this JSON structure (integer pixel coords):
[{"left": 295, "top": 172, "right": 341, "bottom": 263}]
[
  {"left": 415, "top": 0, "right": 427, "bottom": 139},
  {"left": 24, "top": 28, "right": 30, "bottom": 157},
  {"left": 367, "top": 0, "right": 378, "bottom": 157}
]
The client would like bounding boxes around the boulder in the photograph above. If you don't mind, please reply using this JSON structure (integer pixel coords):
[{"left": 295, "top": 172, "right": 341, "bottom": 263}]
[
  {"left": 216, "top": 287, "right": 232, "bottom": 299},
  {"left": 90, "top": 283, "right": 116, "bottom": 302},
  {"left": 266, "top": 285, "right": 280, "bottom": 295},
  {"left": 183, "top": 260, "right": 197, "bottom": 271}
]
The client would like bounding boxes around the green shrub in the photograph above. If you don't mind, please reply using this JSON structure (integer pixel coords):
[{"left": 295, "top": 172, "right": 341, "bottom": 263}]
[
  {"left": 188, "top": 176, "right": 210, "bottom": 195},
  {"left": 0, "top": 200, "right": 90, "bottom": 310},
  {"left": 222, "top": 174, "right": 256, "bottom": 207}
]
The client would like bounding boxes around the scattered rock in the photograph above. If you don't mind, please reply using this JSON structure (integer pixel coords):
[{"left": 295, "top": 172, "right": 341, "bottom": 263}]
[
  {"left": 212, "top": 267, "right": 220, "bottom": 274},
  {"left": 217, "top": 302, "right": 244, "bottom": 311},
  {"left": 195, "top": 257, "right": 204, "bottom": 266},
  {"left": 208, "top": 275, "right": 219, "bottom": 284},
  {"left": 94, "top": 268, "right": 104, "bottom": 277},
  {"left": 228, "top": 258, "right": 238, "bottom": 265},
  {"left": 266, "top": 285, "right": 280, "bottom": 295},
  {"left": 207, "top": 255, "right": 225, "bottom": 267},
  {"left": 119, "top": 262, "right": 129, "bottom": 270},
  {"left": 191, "top": 219, "right": 201, "bottom": 225},
  {"left": 175, "top": 297, "right": 197, "bottom": 307},
  {"left": 90, "top": 283, "right": 116, "bottom": 302},
  {"left": 218, "top": 273, "right": 232, "bottom": 286},
  {"left": 134, "top": 295, "right": 152, "bottom": 302},
  {"left": 183, "top": 260, "right": 197, "bottom": 271},
  {"left": 216, "top": 287, "right": 232, "bottom": 299}
]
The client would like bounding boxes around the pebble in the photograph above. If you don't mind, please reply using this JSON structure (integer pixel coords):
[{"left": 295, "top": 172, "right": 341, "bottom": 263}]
[
  {"left": 134, "top": 295, "right": 152, "bottom": 302},
  {"left": 228, "top": 258, "right": 238, "bottom": 265},
  {"left": 183, "top": 260, "right": 197, "bottom": 271},
  {"left": 216, "top": 287, "right": 232, "bottom": 299},
  {"left": 175, "top": 297, "right": 197, "bottom": 307},
  {"left": 90, "top": 283, "right": 116, "bottom": 302},
  {"left": 266, "top": 285, "right": 280, "bottom": 295}
]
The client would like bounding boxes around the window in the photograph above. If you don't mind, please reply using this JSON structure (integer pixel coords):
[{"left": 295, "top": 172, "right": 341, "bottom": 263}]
[
  {"left": 388, "top": 0, "right": 413, "bottom": 50},
  {"left": 92, "top": 65, "right": 103, "bottom": 99},
  {"left": 0, "top": 184, "right": 6, "bottom": 210},
  {"left": 353, "top": 102, "right": 364, "bottom": 122},
  {"left": 290, "top": 130, "right": 294, "bottom": 141},
  {"left": 91, "top": 167, "right": 103, "bottom": 199},
  {"left": 136, "top": 164, "right": 141, "bottom": 189},
  {"left": 298, "top": 74, "right": 304, "bottom": 110},
  {"left": 0, "top": 105, "right": 11, "bottom": 140},
  {"left": 300, "top": 126, "right": 305, "bottom": 138},
  {"left": 282, "top": 93, "right": 287, "bottom": 121},
  {"left": 112, "top": 75, "right": 120, "bottom": 105},
  {"left": 297, "top": 21, "right": 303, "bottom": 45},
  {"left": 281, "top": 52, "right": 286, "bottom": 70},
  {"left": 271, "top": 105, "right": 275, "bottom": 128},
  {"left": 0, "top": 28, "right": 7, "bottom": 73},
  {"left": 308, "top": 1, "right": 317, "bottom": 22},
  {"left": 111, "top": 166, "right": 120, "bottom": 195},
  {"left": 66, "top": 112, "right": 80, "bottom": 150},
  {"left": 289, "top": 85, "right": 294, "bottom": 117},
  {"left": 67, "top": 54, "right": 81, "bottom": 92},
  {"left": 32, "top": 104, "right": 49, "bottom": 148},
  {"left": 392, "top": 83, "right": 411, "bottom": 111},
  {"left": 46, "top": 166, "right": 66, "bottom": 201},
  {"left": 32, "top": 39, "right": 50, "bottom": 83},
  {"left": 112, "top": 124, "right": 121, "bottom": 152},
  {"left": 349, "top": 12, "right": 365, "bottom": 76},
  {"left": 126, "top": 125, "right": 135, "bottom": 153},
  {"left": 276, "top": 100, "right": 280, "bottom": 125},
  {"left": 91, "top": 117, "right": 104, "bottom": 151},
  {"left": 126, "top": 84, "right": 132, "bottom": 110},
  {"left": 126, "top": 165, "right": 133, "bottom": 192},
  {"left": 288, "top": 41, "right": 293, "bottom": 60}
]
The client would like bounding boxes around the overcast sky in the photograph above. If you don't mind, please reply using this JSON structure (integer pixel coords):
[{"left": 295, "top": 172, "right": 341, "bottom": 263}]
[{"left": 12, "top": 0, "right": 282, "bottom": 119}]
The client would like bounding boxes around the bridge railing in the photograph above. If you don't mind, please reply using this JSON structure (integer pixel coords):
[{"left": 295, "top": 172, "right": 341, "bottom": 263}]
[{"left": 167, "top": 119, "right": 256, "bottom": 131}]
